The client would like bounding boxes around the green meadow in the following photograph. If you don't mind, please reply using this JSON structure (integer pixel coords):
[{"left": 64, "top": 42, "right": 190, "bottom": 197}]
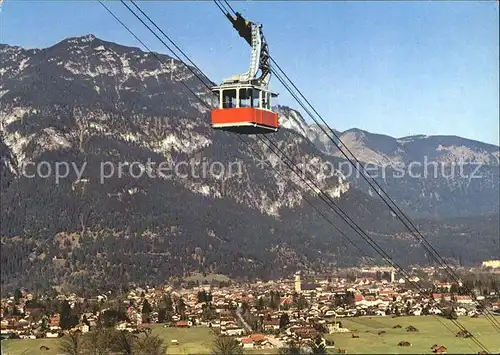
[{"left": 2, "top": 316, "right": 499, "bottom": 354}]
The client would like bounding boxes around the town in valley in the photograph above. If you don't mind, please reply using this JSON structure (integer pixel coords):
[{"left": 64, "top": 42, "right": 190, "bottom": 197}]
[{"left": 1, "top": 262, "right": 499, "bottom": 354}]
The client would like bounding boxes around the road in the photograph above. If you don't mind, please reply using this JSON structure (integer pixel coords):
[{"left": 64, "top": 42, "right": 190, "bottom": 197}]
[{"left": 236, "top": 306, "right": 253, "bottom": 334}]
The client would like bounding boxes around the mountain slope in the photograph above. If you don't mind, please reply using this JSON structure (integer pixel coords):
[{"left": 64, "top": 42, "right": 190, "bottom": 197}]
[
  {"left": 0, "top": 35, "right": 401, "bottom": 292},
  {"left": 278, "top": 108, "right": 499, "bottom": 218},
  {"left": 0, "top": 35, "right": 498, "bottom": 292}
]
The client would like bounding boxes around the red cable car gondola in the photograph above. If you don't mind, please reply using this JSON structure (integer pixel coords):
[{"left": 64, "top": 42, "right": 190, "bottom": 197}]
[{"left": 211, "top": 12, "right": 279, "bottom": 134}]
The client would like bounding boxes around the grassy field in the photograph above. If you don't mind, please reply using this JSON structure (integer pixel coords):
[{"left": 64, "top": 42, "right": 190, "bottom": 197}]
[
  {"left": 2, "top": 316, "right": 499, "bottom": 354},
  {"left": 0, "top": 327, "right": 215, "bottom": 355},
  {"left": 325, "top": 315, "right": 500, "bottom": 354}
]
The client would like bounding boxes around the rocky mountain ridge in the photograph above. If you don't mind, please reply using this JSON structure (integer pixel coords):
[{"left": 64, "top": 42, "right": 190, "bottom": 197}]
[
  {"left": 0, "top": 35, "right": 498, "bottom": 292},
  {"left": 278, "top": 106, "right": 499, "bottom": 218}
]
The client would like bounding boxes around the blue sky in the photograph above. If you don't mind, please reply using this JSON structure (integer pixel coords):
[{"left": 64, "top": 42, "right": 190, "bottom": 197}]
[{"left": 1, "top": 1, "right": 499, "bottom": 145}]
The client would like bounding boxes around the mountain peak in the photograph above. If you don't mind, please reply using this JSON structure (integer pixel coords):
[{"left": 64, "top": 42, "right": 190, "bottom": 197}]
[{"left": 68, "top": 33, "right": 97, "bottom": 43}]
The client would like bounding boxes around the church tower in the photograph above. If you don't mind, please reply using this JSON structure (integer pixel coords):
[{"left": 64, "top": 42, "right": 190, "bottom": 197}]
[{"left": 295, "top": 272, "right": 301, "bottom": 293}]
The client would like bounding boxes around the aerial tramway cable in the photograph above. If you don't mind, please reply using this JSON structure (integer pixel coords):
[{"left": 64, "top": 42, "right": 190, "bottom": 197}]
[
  {"left": 98, "top": 0, "right": 496, "bottom": 350},
  {"left": 97, "top": 0, "right": 212, "bottom": 112},
  {"left": 109, "top": 0, "right": 494, "bottom": 348},
  {"left": 215, "top": 0, "right": 500, "bottom": 333}
]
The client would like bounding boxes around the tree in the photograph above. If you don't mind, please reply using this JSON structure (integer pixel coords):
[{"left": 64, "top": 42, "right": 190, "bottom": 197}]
[
  {"left": 346, "top": 273, "right": 357, "bottom": 283},
  {"left": 446, "top": 307, "right": 458, "bottom": 320},
  {"left": 177, "top": 297, "right": 186, "bottom": 320},
  {"left": 134, "top": 331, "right": 168, "bottom": 355},
  {"left": 345, "top": 291, "right": 355, "bottom": 306},
  {"left": 14, "top": 289, "right": 22, "bottom": 304},
  {"left": 279, "top": 340, "right": 303, "bottom": 355},
  {"left": 404, "top": 301, "right": 412, "bottom": 315},
  {"left": 197, "top": 290, "right": 212, "bottom": 303},
  {"left": 142, "top": 299, "right": 152, "bottom": 323},
  {"left": 279, "top": 313, "right": 290, "bottom": 329},
  {"left": 211, "top": 335, "right": 243, "bottom": 355},
  {"left": 297, "top": 295, "right": 308, "bottom": 310},
  {"left": 198, "top": 290, "right": 207, "bottom": 303},
  {"left": 110, "top": 330, "right": 137, "bottom": 355},
  {"left": 60, "top": 300, "right": 79, "bottom": 330},
  {"left": 58, "top": 331, "right": 85, "bottom": 355},
  {"left": 310, "top": 336, "right": 327, "bottom": 354},
  {"left": 394, "top": 305, "right": 401, "bottom": 317},
  {"left": 269, "top": 291, "right": 280, "bottom": 310},
  {"left": 99, "top": 309, "right": 127, "bottom": 328},
  {"left": 158, "top": 308, "right": 167, "bottom": 323},
  {"left": 201, "top": 304, "right": 217, "bottom": 321},
  {"left": 161, "top": 294, "right": 174, "bottom": 322},
  {"left": 142, "top": 299, "right": 152, "bottom": 315},
  {"left": 82, "top": 326, "right": 112, "bottom": 355},
  {"left": 440, "top": 294, "right": 446, "bottom": 306},
  {"left": 256, "top": 297, "right": 265, "bottom": 311}
]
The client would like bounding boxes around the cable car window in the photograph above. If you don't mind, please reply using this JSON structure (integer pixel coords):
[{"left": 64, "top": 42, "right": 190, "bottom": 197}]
[
  {"left": 262, "top": 92, "right": 270, "bottom": 110},
  {"left": 222, "top": 89, "right": 237, "bottom": 108},
  {"left": 252, "top": 89, "right": 260, "bottom": 108},
  {"left": 213, "top": 90, "right": 221, "bottom": 109},
  {"left": 239, "top": 88, "right": 252, "bottom": 108}
]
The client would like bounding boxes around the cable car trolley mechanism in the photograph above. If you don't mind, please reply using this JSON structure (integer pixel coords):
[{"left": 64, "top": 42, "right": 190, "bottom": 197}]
[{"left": 211, "top": 12, "right": 279, "bottom": 134}]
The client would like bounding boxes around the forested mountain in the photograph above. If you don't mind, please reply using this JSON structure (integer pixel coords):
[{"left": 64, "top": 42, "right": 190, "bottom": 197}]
[
  {"left": 1, "top": 35, "right": 498, "bottom": 292},
  {"left": 279, "top": 107, "right": 500, "bottom": 219}
]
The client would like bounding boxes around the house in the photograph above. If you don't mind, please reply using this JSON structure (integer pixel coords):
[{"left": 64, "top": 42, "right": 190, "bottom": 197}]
[
  {"left": 432, "top": 294, "right": 451, "bottom": 302},
  {"left": 263, "top": 319, "right": 280, "bottom": 331},
  {"left": 222, "top": 326, "right": 244, "bottom": 336},
  {"left": 49, "top": 313, "right": 60, "bottom": 327},
  {"left": 176, "top": 321, "right": 190, "bottom": 328},
  {"left": 292, "top": 327, "right": 318, "bottom": 340},
  {"left": 456, "top": 296, "right": 473, "bottom": 305},
  {"left": 250, "top": 333, "right": 266, "bottom": 341},
  {"left": 432, "top": 345, "right": 447, "bottom": 354},
  {"left": 115, "top": 322, "right": 128, "bottom": 330},
  {"left": 354, "top": 295, "right": 364, "bottom": 304},
  {"left": 241, "top": 337, "right": 254, "bottom": 348},
  {"left": 74, "top": 323, "right": 89, "bottom": 333}
]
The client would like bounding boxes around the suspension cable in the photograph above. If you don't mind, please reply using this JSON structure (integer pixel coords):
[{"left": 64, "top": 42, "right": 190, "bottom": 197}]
[
  {"left": 216, "top": 0, "right": 500, "bottom": 332},
  {"left": 100, "top": 1, "right": 495, "bottom": 350}
]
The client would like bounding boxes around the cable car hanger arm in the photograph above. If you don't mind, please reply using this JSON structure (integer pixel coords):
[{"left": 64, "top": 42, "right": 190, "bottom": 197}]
[{"left": 224, "top": 11, "right": 272, "bottom": 89}]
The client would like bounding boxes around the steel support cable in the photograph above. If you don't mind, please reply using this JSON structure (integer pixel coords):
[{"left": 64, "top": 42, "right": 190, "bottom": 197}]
[
  {"left": 273, "top": 60, "right": 500, "bottom": 334},
  {"left": 123, "top": 0, "right": 371, "bottom": 267},
  {"left": 103, "top": 0, "right": 372, "bottom": 284},
  {"left": 118, "top": 0, "right": 492, "bottom": 349},
  {"left": 119, "top": 0, "right": 215, "bottom": 95},
  {"left": 127, "top": 0, "right": 215, "bottom": 90},
  {"left": 235, "top": 134, "right": 369, "bottom": 260},
  {"left": 219, "top": 0, "right": 236, "bottom": 16},
  {"left": 213, "top": 0, "right": 232, "bottom": 18},
  {"left": 98, "top": 0, "right": 212, "bottom": 112},
  {"left": 269, "top": 55, "right": 500, "bottom": 331},
  {"left": 217, "top": 0, "right": 500, "bottom": 332},
  {"left": 101, "top": 1, "right": 494, "bottom": 350},
  {"left": 257, "top": 134, "right": 487, "bottom": 353},
  {"left": 237, "top": 130, "right": 478, "bottom": 353},
  {"left": 261, "top": 64, "right": 491, "bottom": 350},
  {"left": 270, "top": 55, "right": 500, "bottom": 333}
]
